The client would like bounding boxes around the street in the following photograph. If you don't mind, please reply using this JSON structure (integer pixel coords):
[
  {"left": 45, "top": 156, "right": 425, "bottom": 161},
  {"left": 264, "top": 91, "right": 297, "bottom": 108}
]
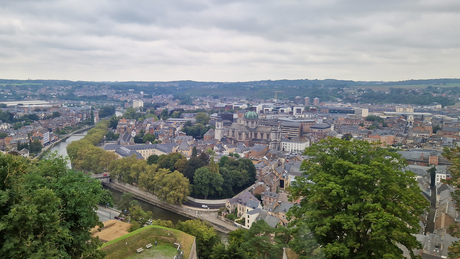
[
  {"left": 96, "top": 206, "right": 120, "bottom": 222},
  {"left": 182, "top": 199, "right": 225, "bottom": 210}
]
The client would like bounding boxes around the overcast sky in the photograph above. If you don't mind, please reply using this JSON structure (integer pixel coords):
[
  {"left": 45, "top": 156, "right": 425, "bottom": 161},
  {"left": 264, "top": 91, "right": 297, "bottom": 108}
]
[{"left": 0, "top": 0, "right": 459, "bottom": 82}]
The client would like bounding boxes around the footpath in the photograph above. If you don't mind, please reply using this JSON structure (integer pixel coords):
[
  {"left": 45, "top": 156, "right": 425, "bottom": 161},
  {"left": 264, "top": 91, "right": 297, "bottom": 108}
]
[{"left": 103, "top": 181, "right": 238, "bottom": 234}]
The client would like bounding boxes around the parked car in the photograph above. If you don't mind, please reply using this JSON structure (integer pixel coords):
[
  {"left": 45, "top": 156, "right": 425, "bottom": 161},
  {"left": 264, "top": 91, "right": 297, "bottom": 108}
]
[
  {"left": 114, "top": 216, "right": 120, "bottom": 220},
  {"left": 201, "top": 205, "right": 208, "bottom": 209}
]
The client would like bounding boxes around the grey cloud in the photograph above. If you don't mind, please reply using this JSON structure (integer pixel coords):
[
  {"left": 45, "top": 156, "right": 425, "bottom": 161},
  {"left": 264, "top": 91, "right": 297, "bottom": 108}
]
[{"left": 0, "top": 0, "right": 460, "bottom": 81}]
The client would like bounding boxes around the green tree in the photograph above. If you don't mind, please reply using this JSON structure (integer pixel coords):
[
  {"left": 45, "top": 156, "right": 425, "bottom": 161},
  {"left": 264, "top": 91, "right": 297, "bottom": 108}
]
[
  {"left": 433, "top": 125, "right": 442, "bottom": 133},
  {"left": 194, "top": 167, "right": 223, "bottom": 199},
  {"left": 184, "top": 156, "right": 207, "bottom": 183},
  {"left": 98, "top": 105, "right": 115, "bottom": 118},
  {"left": 0, "top": 132, "right": 7, "bottom": 138},
  {"left": 241, "top": 220, "right": 285, "bottom": 259},
  {"left": 196, "top": 112, "right": 210, "bottom": 125},
  {"left": 176, "top": 220, "right": 221, "bottom": 259},
  {"left": 52, "top": 111, "right": 61, "bottom": 118},
  {"left": 154, "top": 170, "right": 190, "bottom": 204},
  {"left": 109, "top": 115, "right": 119, "bottom": 129},
  {"left": 158, "top": 153, "right": 186, "bottom": 172},
  {"left": 288, "top": 138, "right": 429, "bottom": 259},
  {"left": 147, "top": 154, "right": 159, "bottom": 165},
  {"left": 150, "top": 219, "right": 175, "bottom": 228},
  {"left": 128, "top": 205, "right": 153, "bottom": 227},
  {"left": 160, "top": 108, "right": 169, "bottom": 120},
  {"left": 118, "top": 192, "right": 135, "bottom": 213},
  {"left": 13, "top": 122, "right": 22, "bottom": 130},
  {"left": 142, "top": 133, "right": 155, "bottom": 143},
  {"left": 90, "top": 107, "right": 95, "bottom": 125},
  {"left": 192, "top": 146, "right": 198, "bottom": 157},
  {"left": 341, "top": 133, "right": 352, "bottom": 141},
  {"left": 134, "top": 133, "right": 144, "bottom": 143},
  {"left": 124, "top": 107, "right": 138, "bottom": 120},
  {"left": 427, "top": 166, "right": 437, "bottom": 188},
  {"left": 441, "top": 146, "right": 460, "bottom": 257},
  {"left": 99, "top": 189, "right": 114, "bottom": 207},
  {"left": 29, "top": 138, "right": 43, "bottom": 154},
  {"left": 105, "top": 131, "right": 119, "bottom": 141},
  {"left": 0, "top": 153, "right": 106, "bottom": 258}
]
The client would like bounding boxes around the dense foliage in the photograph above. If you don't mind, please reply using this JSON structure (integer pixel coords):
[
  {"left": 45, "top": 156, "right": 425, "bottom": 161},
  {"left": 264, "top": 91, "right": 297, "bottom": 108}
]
[
  {"left": 443, "top": 146, "right": 460, "bottom": 257},
  {"left": 210, "top": 220, "right": 292, "bottom": 259},
  {"left": 98, "top": 105, "right": 116, "bottom": 118},
  {"left": 66, "top": 120, "right": 118, "bottom": 173},
  {"left": 109, "top": 155, "right": 190, "bottom": 205},
  {"left": 0, "top": 153, "right": 106, "bottom": 258},
  {"left": 182, "top": 123, "right": 213, "bottom": 139},
  {"left": 288, "top": 138, "right": 429, "bottom": 259}
]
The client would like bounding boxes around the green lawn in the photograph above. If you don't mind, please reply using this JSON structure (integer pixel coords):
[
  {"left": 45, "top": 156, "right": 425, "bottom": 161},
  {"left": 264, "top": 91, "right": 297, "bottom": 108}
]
[
  {"left": 126, "top": 244, "right": 178, "bottom": 259},
  {"left": 101, "top": 225, "right": 194, "bottom": 259}
]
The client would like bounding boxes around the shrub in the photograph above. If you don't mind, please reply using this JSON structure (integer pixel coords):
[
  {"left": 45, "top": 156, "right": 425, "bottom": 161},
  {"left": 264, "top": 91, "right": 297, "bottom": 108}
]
[{"left": 128, "top": 221, "right": 141, "bottom": 232}]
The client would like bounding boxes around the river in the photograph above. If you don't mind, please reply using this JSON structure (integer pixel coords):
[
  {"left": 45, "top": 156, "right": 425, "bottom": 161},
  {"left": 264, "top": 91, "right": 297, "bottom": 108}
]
[{"left": 49, "top": 130, "right": 190, "bottom": 224}]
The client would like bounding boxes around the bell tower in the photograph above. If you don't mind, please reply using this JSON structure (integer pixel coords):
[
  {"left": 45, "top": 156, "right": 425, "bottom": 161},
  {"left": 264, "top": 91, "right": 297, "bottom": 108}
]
[{"left": 215, "top": 120, "right": 224, "bottom": 141}]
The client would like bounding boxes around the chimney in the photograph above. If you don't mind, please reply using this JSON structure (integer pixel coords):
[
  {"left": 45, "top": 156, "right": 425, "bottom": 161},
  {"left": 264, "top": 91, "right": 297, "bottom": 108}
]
[{"left": 421, "top": 153, "right": 424, "bottom": 160}]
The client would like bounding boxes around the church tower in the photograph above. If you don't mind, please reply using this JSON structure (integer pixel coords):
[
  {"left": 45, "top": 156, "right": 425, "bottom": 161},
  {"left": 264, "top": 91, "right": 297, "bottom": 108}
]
[{"left": 215, "top": 120, "right": 224, "bottom": 141}]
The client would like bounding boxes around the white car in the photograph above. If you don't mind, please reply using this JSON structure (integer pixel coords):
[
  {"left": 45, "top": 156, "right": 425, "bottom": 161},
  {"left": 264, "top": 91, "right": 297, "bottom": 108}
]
[{"left": 201, "top": 205, "right": 208, "bottom": 209}]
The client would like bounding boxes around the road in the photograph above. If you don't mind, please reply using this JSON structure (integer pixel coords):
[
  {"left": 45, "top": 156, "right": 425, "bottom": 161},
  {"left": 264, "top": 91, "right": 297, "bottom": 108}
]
[
  {"left": 96, "top": 205, "right": 121, "bottom": 222},
  {"left": 182, "top": 200, "right": 225, "bottom": 210}
]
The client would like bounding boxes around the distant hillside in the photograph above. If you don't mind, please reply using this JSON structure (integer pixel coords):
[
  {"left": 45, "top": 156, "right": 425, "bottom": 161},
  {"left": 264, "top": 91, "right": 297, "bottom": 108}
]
[{"left": 1, "top": 78, "right": 460, "bottom": 102}]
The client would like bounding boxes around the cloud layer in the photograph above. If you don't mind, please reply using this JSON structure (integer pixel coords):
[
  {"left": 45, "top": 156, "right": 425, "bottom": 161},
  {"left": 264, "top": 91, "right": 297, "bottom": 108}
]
[{"left": 1, "top": 0, "right": 459, "bottom": 82}]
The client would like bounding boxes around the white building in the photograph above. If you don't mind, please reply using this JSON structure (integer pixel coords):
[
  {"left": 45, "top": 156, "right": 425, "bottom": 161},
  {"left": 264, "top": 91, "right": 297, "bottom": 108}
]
[
  {"left": 280, "top": 138, "right": 310, "bottom": 153},
  {"left": 436, "top": 171, "right": 449, "bottom": 184},
  {"left": 354, "top": 108, "right": 369, "bottom": 117},
  {"left": 133, "top": 100, "right": 144, "bottom": 109}
]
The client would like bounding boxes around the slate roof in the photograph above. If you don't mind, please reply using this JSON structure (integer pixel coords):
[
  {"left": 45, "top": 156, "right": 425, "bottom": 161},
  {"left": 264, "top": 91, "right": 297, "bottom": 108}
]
[
  {"left": 115, "top": 146, "right": 143, "bottom": 159},
  {"left": 442, "top": 127, "right": 460, "bottom": 132},
  {"left": 263, "top": 215, "right": 280, "bottom": 228},
  {"left": 228, "top": 190, "right": 260, "bottom": 209},
  {"left": 310, "top": 124, "right": 331, "bottom": 129},
  {"left": 246, "top": 208, "right": 262, "bottom": 215},
  {"left": 280, "top": 121, "right": 302, "bottom": 127},
  {"left": 416, "top": 232, "right": 460, "bottom": 258},
  {"left": 251, "top": 144, "right": 267, "bottom": 152},
  {"left": 436, "top": 199, "right": 457, "bottom": 220},
  {"left": 262, "top": 191, "right": 279, "bottom": 199},
  {"left": 273, "top": 202, "right": 294, "bottom": 214}
]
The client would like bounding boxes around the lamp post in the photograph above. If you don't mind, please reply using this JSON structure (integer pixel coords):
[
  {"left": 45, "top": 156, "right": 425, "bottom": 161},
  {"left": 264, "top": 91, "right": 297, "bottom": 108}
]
[{"left": 108, "top": 203, "right": 111, "bottom": 220}]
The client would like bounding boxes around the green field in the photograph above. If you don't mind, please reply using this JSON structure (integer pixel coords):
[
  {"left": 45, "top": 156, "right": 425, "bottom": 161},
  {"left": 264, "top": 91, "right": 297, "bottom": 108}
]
[{"left": 101, "top": 225, "right": 194, "bottom": 259}]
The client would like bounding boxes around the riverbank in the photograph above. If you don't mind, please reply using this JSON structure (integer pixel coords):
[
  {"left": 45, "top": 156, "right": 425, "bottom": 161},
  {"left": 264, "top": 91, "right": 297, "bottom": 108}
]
[
  {"left": 36, "top": 125, "right": 94, "bottom": 160},
  {"left": 103, "top": 181, "right": 238, "bottom": 234}
]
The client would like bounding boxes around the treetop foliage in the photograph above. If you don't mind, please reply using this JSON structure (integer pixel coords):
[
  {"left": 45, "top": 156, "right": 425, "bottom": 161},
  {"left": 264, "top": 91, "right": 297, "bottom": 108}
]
[
  {"left": 288, "top": 138, "right": 429, "bottom": 259},
  {"left": 0, "top": 153, "right": 106, "bottom": 259}
]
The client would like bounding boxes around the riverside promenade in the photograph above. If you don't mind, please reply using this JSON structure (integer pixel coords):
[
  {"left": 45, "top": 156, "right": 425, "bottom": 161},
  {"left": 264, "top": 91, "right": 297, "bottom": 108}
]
[{"left": 103, "top": 181, "right": 238, "bottom": 234}]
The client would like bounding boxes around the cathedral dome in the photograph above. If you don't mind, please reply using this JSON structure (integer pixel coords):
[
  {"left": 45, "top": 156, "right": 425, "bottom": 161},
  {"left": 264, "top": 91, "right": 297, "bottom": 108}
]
[{"left": 244, "top": 111, "right": 258, "bottom": 120}]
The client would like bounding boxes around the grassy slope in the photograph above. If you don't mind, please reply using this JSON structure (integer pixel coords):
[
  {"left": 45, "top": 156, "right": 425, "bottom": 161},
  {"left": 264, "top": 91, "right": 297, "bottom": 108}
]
[{"left": 101, "top": 225, "right": 194, "bottom": 259}]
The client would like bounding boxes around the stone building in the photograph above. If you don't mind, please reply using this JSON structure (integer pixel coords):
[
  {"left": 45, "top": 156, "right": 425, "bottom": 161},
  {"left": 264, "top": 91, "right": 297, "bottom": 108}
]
[{"left": 217, "top": 111, "right": 281, "bottom": 150}]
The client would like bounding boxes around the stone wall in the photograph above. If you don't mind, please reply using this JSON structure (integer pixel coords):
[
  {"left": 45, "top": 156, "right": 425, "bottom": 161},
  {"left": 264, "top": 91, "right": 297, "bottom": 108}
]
[{"left": 188, "top": 238, "right": 197, "bottom": 259}]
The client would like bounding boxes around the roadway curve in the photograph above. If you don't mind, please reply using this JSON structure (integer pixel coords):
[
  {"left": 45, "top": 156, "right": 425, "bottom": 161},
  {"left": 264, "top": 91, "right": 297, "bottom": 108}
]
[{"left": 183, "top": 200, "right": 225, "bottom": 210}]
